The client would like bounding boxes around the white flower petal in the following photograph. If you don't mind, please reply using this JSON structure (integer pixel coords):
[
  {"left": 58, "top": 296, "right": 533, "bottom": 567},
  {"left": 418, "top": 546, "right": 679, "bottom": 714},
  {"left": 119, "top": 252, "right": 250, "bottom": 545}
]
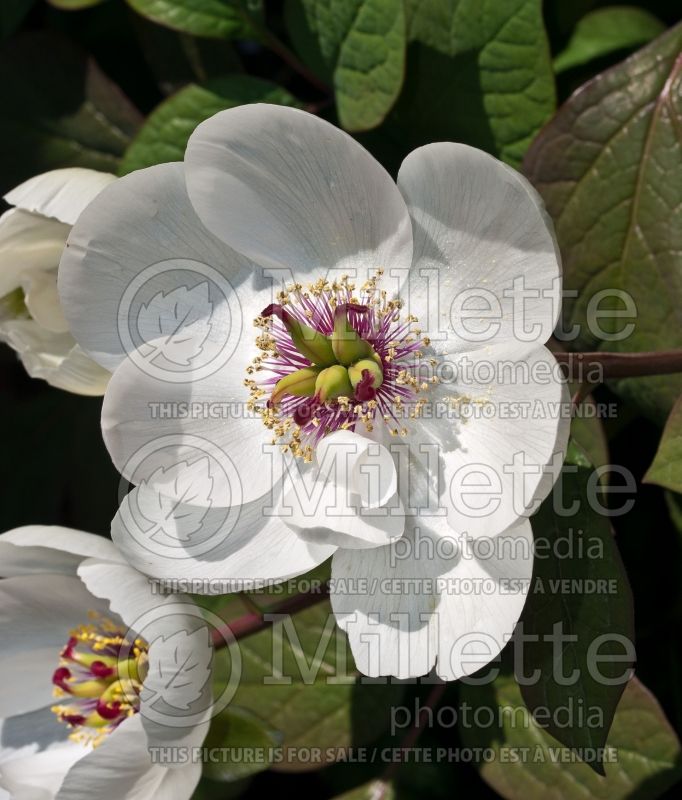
[
  {"left": 0, "top": 209, "right": 68, "bottom": 296},
  {"left": 316, "top": 430, "right": 397, "bottom": 509},
  {"left": 4, "top": 168, "right": 116, "bottom": 226},
  {"left": 0, "top": 574, "right": 112, "bottom": 717},
  {"left": 434, "top": 518, "right": 533, "bottom": 681},
  {"left": 58, "top": 162, "right": 266, "bottom": 373},
  {"left": 0, "top": 706, "right": 74, "bottom": 762},
  {"left": 76, "top": 559, "right": 175, "bottom": 633},
  {"left": 528, "top": 369, "right": 571, "bottom": 512},
  {"left": 397, "top": 143, "right": 561, "bottom": 355},
  {"left": 112, "top": 481, "right": 336, "bottom": 588},
  {"left": 55, "top": 715, "right": 201, "bottom": 800},
  {"left": 282, "top": 469, "right": 404, "bottom": 550},
  {"left": 101, "top": 349, "right": 280, "bottom": 506},
  {"left": 0, "top": 526, "right": 121, "bottom": 577},
  {"left": 45, "top": 344, "right": 110, "bottom": 396},
  {"left": 420, "top": 344, "right": 567, "bottom": 536},
  {"left": 0, "top": 706, "right": 85, "bottom": 800},
  {"left": 330, "top": 519, "right": 442, "bottom": 679},
  {"left": 23, "top": 269, "right": 69, "bottom": 333},
  {"left": 0, "top": 713, "right": 85, "bottom": 800},
  {"left": 331, "top": 516, "right": 533, "bottom": 680},
  {"left": 0, "top": 320, "right": 110, "bottom": 396},
  {"left": 184, "top": 104, "right": 413, "bottom": 277}
]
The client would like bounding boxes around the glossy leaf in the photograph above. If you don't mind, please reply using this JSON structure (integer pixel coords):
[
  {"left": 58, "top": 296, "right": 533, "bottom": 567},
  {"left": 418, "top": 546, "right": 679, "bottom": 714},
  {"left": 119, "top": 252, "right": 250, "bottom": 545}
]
[
  {"left": 554, "top": 6, "right": 665, "bottom": 74},
  {"left": 570, "top": 412, "right": 609, "bottom": 472},
  {"left": 120, "top": 75, "right": 300, "bottom": 173},
  {"left": 524, "top": 25, "right": 682, "bottom": 422},
  {"left": 285, "top": 0, "right": 406, "bottom": 132},
  {"left": 389, "top": 0, "right": 556, "bottom": 166},
  {"left": 125, "top": 0, "right": 259, "bottom": 40},
  {"left": 460, "top": 675, "right": 682, "bottom": 799},
  {"left": 202, "top": 706, "right": 281, "bottom": 782},
  {"left": 212, "top": 596, "right": 403, "bottom": 772},
  {"left": 644, "top": 396, "right": 682, "bottom": 492},
  {"left": 521, "top": 464, "right": 634, "bottom": 770}
]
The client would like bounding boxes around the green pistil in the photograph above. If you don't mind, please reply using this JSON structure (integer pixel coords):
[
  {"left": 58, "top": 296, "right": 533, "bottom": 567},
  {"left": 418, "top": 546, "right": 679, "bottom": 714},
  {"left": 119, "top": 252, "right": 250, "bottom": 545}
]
[
  {"left": 263, "top": 303, "right": 384, "bottom": 406},
  {"left": 314, "top": 364, "right": 354, "bottom": 403},
  {"left": 262, "top": 304, "right": 336, "bottom": 366},
  {"left": 271, "top": 366, "right": 323, "bottom": 404},
  {"left": 331, "top": 304, "right": 372, "bottom": 365}
]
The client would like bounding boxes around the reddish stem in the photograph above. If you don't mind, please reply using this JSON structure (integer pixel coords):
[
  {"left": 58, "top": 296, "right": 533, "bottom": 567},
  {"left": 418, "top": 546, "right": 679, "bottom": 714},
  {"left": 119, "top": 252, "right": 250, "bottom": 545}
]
[
  {"left": 555, "top": 349, "right": 682, "bottom": 379},
  {"left": 211, "top": 585, "right": 329, "bottom": 646}
]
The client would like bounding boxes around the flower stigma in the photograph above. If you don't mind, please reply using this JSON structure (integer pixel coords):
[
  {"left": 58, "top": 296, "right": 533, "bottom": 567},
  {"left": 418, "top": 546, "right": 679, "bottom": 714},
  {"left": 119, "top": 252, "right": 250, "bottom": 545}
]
[
  {"left": 247, "top": 271, "right": 437, "bottom": 461},
  {"left": 51, "top": 611, "right": 148, "bottom": 747}
]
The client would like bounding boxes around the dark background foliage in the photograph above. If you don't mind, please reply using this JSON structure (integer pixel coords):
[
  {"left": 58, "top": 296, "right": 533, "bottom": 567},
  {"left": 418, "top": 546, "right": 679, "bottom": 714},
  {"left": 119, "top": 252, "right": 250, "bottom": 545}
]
[{"left": 1, "top": 2, "right": 682, "bottom": 799}]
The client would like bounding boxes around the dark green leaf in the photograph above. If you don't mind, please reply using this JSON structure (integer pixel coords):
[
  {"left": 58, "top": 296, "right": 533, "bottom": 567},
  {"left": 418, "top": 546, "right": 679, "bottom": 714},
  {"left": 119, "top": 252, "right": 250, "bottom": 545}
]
[
  {"left": 0, "top": 32, "right": 141, "bottom": 193},
  {"left": 644, "top": 396, "right": 682, "bottom": 492},
  {"left": 524, "top": 25, "right": 682, "bottom": 422},
  {"left": 120, "top": 75, "right": 300, "bottom": 173},
  {"left": 570, "top": 413, "right": 609, "bottom": 472},
  {"left": 285, "top": 0, "right": 406, "bottom": 132},
  {"left": 554, "top": 6, "right": 665, "bottom": 74},
  {"left": 212, "top": 596, "right": 403, "bottom": 772},
  {"left": 460, "top": 675, "right": 682, "bottom": 799},
  {"left": 202, "top": 706, "right": 280, "bottom": 782},
  {"left": 521, "top": 464, "right": 634, "bottom": 770},
  {"left": 389, "top": 0, "right": 556, "bottom": 166},
  {"left": 125, "top": 0, "right": 259, "bottom": 41}
]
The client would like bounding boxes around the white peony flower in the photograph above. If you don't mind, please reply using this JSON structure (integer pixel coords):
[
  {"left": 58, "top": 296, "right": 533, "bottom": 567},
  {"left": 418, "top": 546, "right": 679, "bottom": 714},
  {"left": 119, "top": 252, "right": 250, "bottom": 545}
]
[
  {"left": 0, "top": 169, "right": 114, "bottom": 395},
  {"left": 0, "top": 527, "right": 214, "bottom": 800},
  {"left": 58, "top": 105, "right": 569, "bottom": 680}
]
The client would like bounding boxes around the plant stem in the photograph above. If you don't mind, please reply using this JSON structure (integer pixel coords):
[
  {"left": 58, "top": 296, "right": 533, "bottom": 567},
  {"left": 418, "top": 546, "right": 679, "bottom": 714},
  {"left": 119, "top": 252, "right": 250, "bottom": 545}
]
[
  {"left": 210, "top": 584, "right": 329, "bottom": 646},
  {"left": 233, "top": 1, "right": 331, "bottom": 95},
  {"left": 555, "top": 349, "right": 682, "bottom": 379},
  {"left": 260, "top": 28, "right": 331, "bottom": 94}
]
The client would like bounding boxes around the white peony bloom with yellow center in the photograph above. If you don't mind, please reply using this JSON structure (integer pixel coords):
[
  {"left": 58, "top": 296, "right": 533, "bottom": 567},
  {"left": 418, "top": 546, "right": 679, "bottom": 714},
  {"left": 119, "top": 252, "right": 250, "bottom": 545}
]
[
  {"left": 0, "top": 527, "right": 215, "bottom": 800},
  {"left": 58, "top": 105, "right": 569, "bottom": 680}
]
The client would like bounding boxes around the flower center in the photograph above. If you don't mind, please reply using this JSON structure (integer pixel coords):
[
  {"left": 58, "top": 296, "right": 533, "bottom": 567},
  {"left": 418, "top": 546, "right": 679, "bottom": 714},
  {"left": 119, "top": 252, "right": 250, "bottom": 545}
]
[
  {"left": 51, "top": 611, "right": 148, "bottom": 747},
  {"left": 247, "top": 271, "right": 437, "bottom": 460}
]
